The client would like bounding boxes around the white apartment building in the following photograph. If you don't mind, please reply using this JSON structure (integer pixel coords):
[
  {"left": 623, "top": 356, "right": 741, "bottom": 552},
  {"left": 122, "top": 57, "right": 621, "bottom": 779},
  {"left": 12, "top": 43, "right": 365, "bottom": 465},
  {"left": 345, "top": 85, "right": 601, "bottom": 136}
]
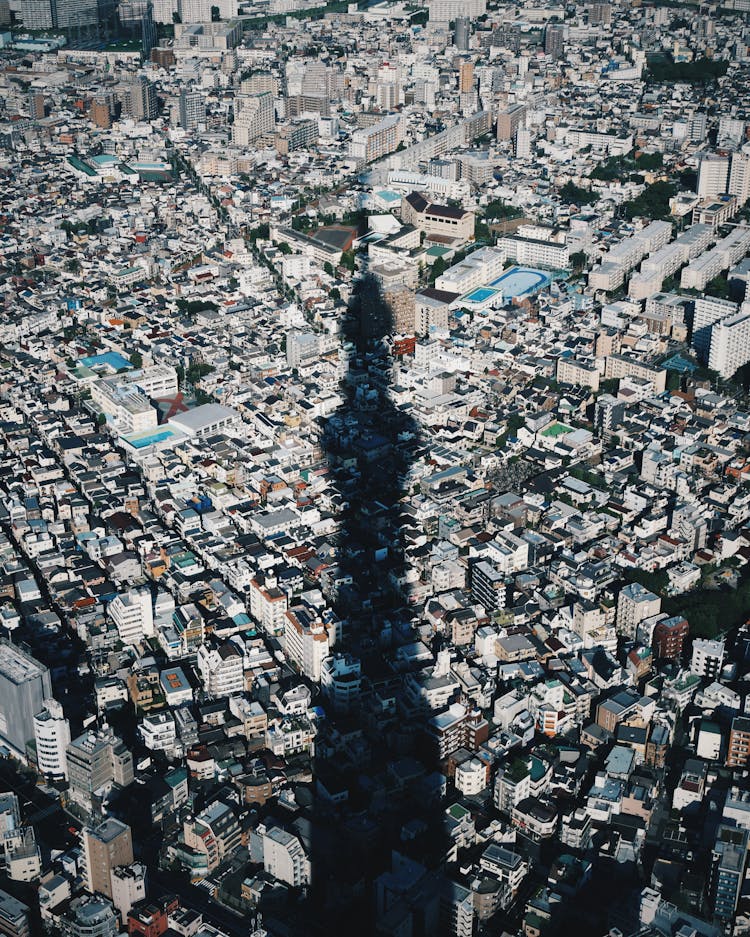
[
  {"left": 349, "top": 114, "right": 403, "bottom": 163},
  {"left": 109, "top": 587, "right": 154, "bottom": 645},
  {"left": 616, "top": 583, "right": 661, "bottom": 638},
  {"left": 90, "top": 381, "right": 157, "bottom": 434},
  {"left": 233, "top": 92, "right": 275, "bottom": 146},
  {"left": 138, "top": 712, "right": 177, "bottom": 752},
  {"left": 262, "top": 826, "right": 310, "bottom": 887},
  {"left": 197, "top": 642, "right": 245, "bottom": 696},
  {"left": 692, "top": 296, "right": 738, "bottom": 359},
  {"left": 698, "top": 154, "right": 730, "bottom": 197},
  {"left": 284, "top": 605, "right": 336, "bottom": 682},
  {"left": 435, "top": 246, "right": 506, "bottom": 294},
  {"left": 33, "top": 700, "right": 71, "bottom": 779},
  {"left": 691, "top": 638, "right": 725, "bottom": 679},
  {"left": 497, "top": 234, "right": 569, "bottom": 269},
  {"left": 729, "top": 150, "right": 750, "bottom": 204},
  {"left": 709, "top": 306, "right": 750, "bottom": 378},
  {"left": 426, "top": 0, "right": 486, "bottom": 21}
]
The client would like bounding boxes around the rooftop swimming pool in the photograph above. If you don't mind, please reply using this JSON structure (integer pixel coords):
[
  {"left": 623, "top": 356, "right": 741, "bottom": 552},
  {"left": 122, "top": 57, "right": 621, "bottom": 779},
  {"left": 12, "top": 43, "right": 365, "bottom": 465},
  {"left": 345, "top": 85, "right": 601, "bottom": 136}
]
[
  {"left": 490, "top": 266, "right": 552, "bottom": 298},
  {"left": 463, "top": 286, "right": 501, "bottom": 304},
  {"left": 125, "top": 428, "right": 179, "bottom": 449},
  {"left": 79, "top": 351, "right": 131, "bottom": 371}
]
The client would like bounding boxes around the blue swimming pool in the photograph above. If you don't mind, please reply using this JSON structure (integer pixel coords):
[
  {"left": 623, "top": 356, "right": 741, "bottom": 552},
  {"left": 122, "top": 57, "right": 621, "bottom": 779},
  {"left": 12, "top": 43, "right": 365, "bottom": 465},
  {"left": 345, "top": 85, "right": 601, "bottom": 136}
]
[
  {"left": 490, "top": 266, "right": 551, "bottom": 298},
  {"left": 464, "top": 286, "right": 500, "bottom": 304},
  {"left": 127, "top": 429, "right": 176, "bottom": 449},
  {"left": 79, "top": 351, "right": 132, "bottom": 371}
]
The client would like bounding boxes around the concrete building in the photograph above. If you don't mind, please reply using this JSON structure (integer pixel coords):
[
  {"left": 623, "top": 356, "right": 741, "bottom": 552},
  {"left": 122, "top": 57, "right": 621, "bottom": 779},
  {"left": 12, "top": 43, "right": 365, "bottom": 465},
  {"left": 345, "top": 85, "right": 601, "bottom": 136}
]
[
  {"left": 691, "top": 638, "right": 725, "bottom": 680},
  {"left": 496, "top": 104, "right": 526, "bottom": 142},
  {"left": 709, "top": 306, "right": 750, "bottom": 379},
  {"left": 0, "top": 640, "right": 52, "bottom": 758},
  {"left": 108, "top": 587, "right": 154, "bottom": 645},
  {"left": 82, "top": 818, "right": 134, "bottom": 900},
  {"left": 262, "top": 826, "right": 310, "bottom": 887},
  {"left": 33, "top": 699, "right": 71, "bottom": 780},
  {"left": 233, "top": 91, "right": 275, "bottom": 146},
  {"left": 0, "top": 890, "right": 29, "bottom": 937},
  {"left": 697, "top": 154, "right": 730, "bottom": 198}
]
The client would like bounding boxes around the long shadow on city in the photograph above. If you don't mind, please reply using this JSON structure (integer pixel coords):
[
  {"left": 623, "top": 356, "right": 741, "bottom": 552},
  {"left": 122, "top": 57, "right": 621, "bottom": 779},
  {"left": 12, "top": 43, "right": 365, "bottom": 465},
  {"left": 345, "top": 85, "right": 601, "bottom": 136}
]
[{"left": 271, "top": 274, "right": 453, "bottom": 935}]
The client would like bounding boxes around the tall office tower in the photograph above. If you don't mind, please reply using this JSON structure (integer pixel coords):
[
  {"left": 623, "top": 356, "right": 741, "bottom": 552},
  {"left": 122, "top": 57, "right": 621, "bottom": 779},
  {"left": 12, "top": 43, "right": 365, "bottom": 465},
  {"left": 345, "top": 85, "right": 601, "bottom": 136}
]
[
  {"left": 179, "top": 88, "right": 205, "bottom": 131},
  {"left": 127, "top": 76, "right": 158, "bottom": 120},
  {"left": 377, "top": 82, "right": 399, "bottom": 111},
  {"left": 454, "top": 16, "right": 470, "bottom": 50},
  {"left": 0, "top": 641, "right": 52, "bottom": 758},
  {"left": 14, "top": 0, "right": 54, "bottom": 28},
  {"left": 515, "top": 127, "right": 531, "bottom": 158},
  {"left": 544, "top": 23, "right": 565, "bottom": 58},
  {"left": 33, "top": 699, "right": 71, "bottom": 779},
  {"left": 588, "top": 1, "right": 611, "bottom": 24},
  {"left": 141, "top": 1, "right": 156, "bottom": 56},
  {"left": 729, "top": 150, "right": 750, "bottom": 205},
  {"left": 82, "top": 819, "right": 134, "bottom": 900},
  {"left": 697, "top": 154, "right": 730, "bottom": 197},
  {"left": 496, "top": 103, "right": 526, "bottom": 141},
  {"left": 232, "top": 91, "right": 275, "bottom": 146},
  {"left": 28, "top": 93, "right": 45, "bottom": 120},
  {"left": 458, "top": 60, "right": 474, "bottom": 93},
  {"left": 54, "top": 0, "right": 99, "bottom": 27}
]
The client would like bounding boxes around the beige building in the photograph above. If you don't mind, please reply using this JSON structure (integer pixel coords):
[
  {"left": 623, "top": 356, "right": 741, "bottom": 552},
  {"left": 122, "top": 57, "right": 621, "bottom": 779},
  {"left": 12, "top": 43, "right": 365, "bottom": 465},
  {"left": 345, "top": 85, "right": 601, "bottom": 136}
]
[{"left": 82, "top": 819, "right": 133, "bottom": 900}]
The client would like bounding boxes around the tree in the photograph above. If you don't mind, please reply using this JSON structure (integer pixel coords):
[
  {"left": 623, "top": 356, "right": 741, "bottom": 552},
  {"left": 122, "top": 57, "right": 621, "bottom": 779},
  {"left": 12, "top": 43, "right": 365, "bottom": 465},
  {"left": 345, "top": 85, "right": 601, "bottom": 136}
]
[
  {"left": 211, "top": 4, "right": 220, "bottom": 19},
  {"left": 96, "top": 413, "right": 106, "bottom": 426},
  {"left": 340, "top": 250, "right": 356, "bottom": 272},
  {"left": 129, "top": 352, "right": 143, "bottom": 368},
  {"left": 560, "top": 181, "right": 596, "bottom": 205},
  {"left": 323, "top": 262, "right": 334, "bottom": 276},
  {"left": 570, "top": 251, "right": 588, "bottom": 272},
  {"left": 277, "top": 242, "right": 293, "bottom": 255}
]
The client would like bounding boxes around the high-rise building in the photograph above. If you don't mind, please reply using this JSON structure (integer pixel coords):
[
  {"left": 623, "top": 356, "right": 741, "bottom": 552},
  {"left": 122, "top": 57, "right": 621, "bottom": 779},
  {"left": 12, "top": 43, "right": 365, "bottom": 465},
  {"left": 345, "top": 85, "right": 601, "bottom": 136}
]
[
  {"left": 496, "top": 103, "right": 526, "bottom": 141},
  {"left": 66, "top": 728, "right": 134, "bottom": 815},
  {"left": 588, "top": 1, "right": 611, "bottom": 24},
  {"left": 261, "top": 826, "right": 310, "bottom": 887},
  {"left": 454, "top": 17, "right": 469, "bottom": 50},
  {"left": 616, "top": 583, "right": 661, "bottom": 638},
  {"left": 55, "top": 0, "right": 99, "bottom": 28},
  {"left": 108, "top": 587, "right": 153, "bottom": 645},
  {"left": 0, "top": 640, "right": 52, "bottom": 758},
  {"left": 652, "top": 615, "right": 689, "bottom": 660},
  {"left": 127, "top": 76, "right": 158, "bottom": 121},
  {"left": 728, "top": 715, "right": 750, "bottom": 768},
  {"left": 349, "top": 113, "right": 403, "bottom": 163},
  {"left": 710, "top": 825, "right": 749, "bottom": 922},
  {"left": 141, "top": 1, "right": 156, "bottom": 57},
  {"left": 691, "top": 638, "right": 725, "bottom": 680},
  {"left": 179, "top": 88, "right": 205, "bottom": 131},
  {"left": 458, "top": 60, "right": 474, "bottom": 94},
  {"left": 82, "top": 819, "right": 134, "bottom": 900},
  {"left": 514, "top": 127, "right": 531, "bottom": 158},
  {"left": 28, "top": 93, "right": 45, "bottom": 120},
  {"left": 33, "top": 699, "right": 71, "bottom": 779},
  {"left": 729, "top": 150, "right": 750, "bottom": 205},
  {"left": 233, "top": 91, "right": 275, "bottom": 146},
  {"left": 544, "top": 23, "right": 565, "bottom": 58},
  {"left": 709, "top": 306, "right": 750, "bottom": 378},
  {"left": 427, "top": 0, "right": 485, "bottom": 24},
  {"left": 697, "top": 154, "right": 730, "bottom": 198},
  {"left": 14, "top": 0, "right": 54, "bottom": 28},
  {"left": 90, "top": 98, "right": 112, "bottom": 129}
]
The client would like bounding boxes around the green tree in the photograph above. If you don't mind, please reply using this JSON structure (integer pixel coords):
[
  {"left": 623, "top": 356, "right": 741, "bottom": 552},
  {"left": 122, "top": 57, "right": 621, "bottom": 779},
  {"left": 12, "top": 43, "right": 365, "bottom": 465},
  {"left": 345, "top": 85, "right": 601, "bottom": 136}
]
[{"left": 129, "top": 352, "right": 143, "bottom": 368}]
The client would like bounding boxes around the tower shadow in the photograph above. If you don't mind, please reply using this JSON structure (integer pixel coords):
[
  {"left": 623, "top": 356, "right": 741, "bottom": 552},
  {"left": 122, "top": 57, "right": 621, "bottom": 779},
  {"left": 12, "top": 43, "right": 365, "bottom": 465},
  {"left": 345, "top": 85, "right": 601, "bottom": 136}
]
[{"left": 279, "top": 273, "right": 452, "bottom": 935}]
